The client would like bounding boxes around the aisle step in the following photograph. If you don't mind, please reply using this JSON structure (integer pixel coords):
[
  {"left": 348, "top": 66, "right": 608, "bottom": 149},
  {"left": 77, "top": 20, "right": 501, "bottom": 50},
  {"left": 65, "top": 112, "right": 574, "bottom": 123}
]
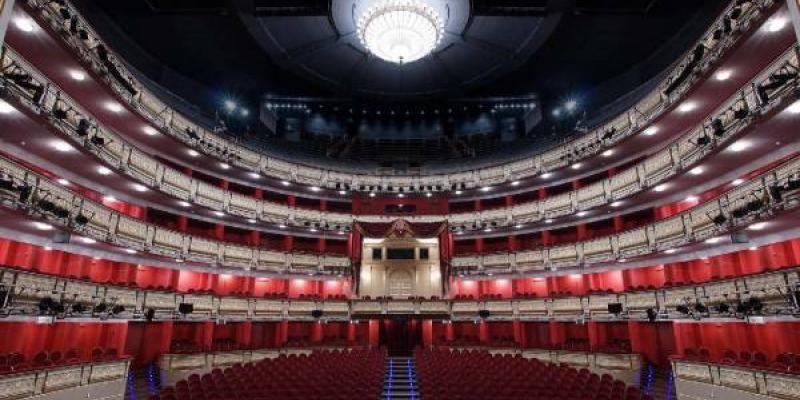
[{"left": 382, "top": 357, "right": 420, "bottom": 399}]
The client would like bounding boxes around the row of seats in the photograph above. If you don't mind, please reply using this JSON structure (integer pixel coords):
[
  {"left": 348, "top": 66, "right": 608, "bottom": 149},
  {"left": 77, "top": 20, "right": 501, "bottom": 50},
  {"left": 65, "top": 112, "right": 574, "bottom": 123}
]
[
  {"left": 681, "top": 348, "right": 800, "bottom": 374},
  {"left": 0, "top": 347, "right": 120, "bottom": 374},
  {"left": 30, "top": 0, "right": 767, "bottom": 191},
  {"left": 415, "top": 348, "right": 652, "bottom": 400},
  {"left": 152, "top": 348, "right": 386, "bottom": 400}
]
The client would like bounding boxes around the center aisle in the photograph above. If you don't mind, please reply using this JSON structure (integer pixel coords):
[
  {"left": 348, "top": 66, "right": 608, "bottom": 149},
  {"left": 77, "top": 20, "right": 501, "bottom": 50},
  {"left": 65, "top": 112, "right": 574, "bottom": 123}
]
[{"left": 383, "top": 357, "right": 420, "bottom": 399}]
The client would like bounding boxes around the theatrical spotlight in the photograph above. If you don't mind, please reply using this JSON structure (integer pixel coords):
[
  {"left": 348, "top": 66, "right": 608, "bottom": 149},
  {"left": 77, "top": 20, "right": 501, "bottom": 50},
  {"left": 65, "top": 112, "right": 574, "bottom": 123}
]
[
  {"left": 646, "top": 308, "right": 658, "bottom": 322},
  {"left": 675, "top": 305, "right": 690, "bottom": 315},
  {"left": 145, "top": 308, "right": 156, "bottom": 322},
  {"left": 694, "top": 302, "right": 708, "bottom": 314},
  {"left": 714, "top": 303, "right": 730, "bottom": 314},
  {"left": 93, "top": 302, "right": 108, "bottom": 314},
  {"left": 71, "top": 303, "right": 86, "bottom": 314},
  {"left": 111, "top": 305, "right": 125, "bottom": 315}
]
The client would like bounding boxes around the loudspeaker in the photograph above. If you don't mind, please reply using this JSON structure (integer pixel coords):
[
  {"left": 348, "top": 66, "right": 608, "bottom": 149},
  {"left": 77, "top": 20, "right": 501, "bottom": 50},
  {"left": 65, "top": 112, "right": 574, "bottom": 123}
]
[
  {"left": 311, "top": 309, "right": 323, "bottom": 319},
  {"left": 52, "top": 231, "right": 71, "bottom": 244},
  {"left": 730, "top": 231, "right": 749, "bottom": 244},
  {"left": 178, "top": 303, "right": 194, "bottom": 315},
  {"left": 607, "top": 303, "right": 623, "bottom": 314},
  {"left": 478, "top": 309, "right": 491, "bottom": 319}
]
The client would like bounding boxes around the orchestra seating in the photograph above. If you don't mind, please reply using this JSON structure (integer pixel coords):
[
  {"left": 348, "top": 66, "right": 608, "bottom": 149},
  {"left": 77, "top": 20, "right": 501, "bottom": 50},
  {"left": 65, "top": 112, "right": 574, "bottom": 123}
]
[
  {"left": 151, "top": 348, "right": 386, "bottom": 400},
  {"left": 415, "top": 348, "right": 653, "bottom": 400}
]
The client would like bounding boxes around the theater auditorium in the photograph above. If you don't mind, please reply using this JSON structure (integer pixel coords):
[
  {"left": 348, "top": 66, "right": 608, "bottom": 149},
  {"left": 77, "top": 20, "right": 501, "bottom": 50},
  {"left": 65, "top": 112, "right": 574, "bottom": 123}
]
[{"left": 0, "top": 0, "right": 798, "bottom": 399}]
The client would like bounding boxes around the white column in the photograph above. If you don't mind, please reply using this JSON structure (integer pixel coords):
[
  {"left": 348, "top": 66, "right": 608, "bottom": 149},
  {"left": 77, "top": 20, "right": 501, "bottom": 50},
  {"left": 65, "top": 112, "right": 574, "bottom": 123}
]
[{"left": 0, "top": 0, "right": 16, "bottom": 45}]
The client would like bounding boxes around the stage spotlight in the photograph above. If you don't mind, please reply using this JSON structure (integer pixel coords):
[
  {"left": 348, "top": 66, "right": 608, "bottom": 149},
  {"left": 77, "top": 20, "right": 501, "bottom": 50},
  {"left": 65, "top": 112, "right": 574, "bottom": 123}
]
[
  {"left": 715, "top": 303, "right": 730, "bottom": 314},
  {"left": 74, "top": 214, "right": 89, "bottom": 226},
  {"left": 93, "top": 303, "right": 108, "bottom": 313},
  {"left": 694, "top": 303, "right": 708, "bottom": 314},
  {"left": 111, "top": 305, "right": 125, "bottom": 315},
  {"left": 145, "top": 308, "right": 156, "bottom": 322},
  {"left": 90, "top": 135, "right": 105, "bottom": 146},
  {"left": 76, "top": 118, "right": 90, "bottom": 137},
  {"left": 646, "top": 308, "right": 658, "bottom": 322},
  {"left": 675, "top": 305, "right": 690, "bottom": 315},
  {"left": 71, "top": 303, "right": 86, "bottom": 314}
]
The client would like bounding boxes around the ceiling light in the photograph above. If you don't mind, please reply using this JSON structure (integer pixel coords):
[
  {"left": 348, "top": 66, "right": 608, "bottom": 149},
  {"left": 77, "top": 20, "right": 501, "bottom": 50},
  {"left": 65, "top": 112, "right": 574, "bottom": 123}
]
[
  {"left": 425, "top": 192, "right": 432, "bottom": 197},
  {"left": 511, "top": 180, "right": 521, "bottom": 186},
  {"left": 51, "top": 140, "right": 74, "bottom": 152},
  {"left": 786, "top": 100, "right": 800, "bottom": 114},
  {"left": 705, "top": 237, "right": 723, "bottom": 244},
  {"left": 729, "top": 140, "right": 751, "bottom": 152},
  {"left": 480, "top": 187, "right": 491, "bottom": 192},
  {"left": 576, "top": 211, "right": 588, "bottom": 217},
  {"left": 278, "top": 224, "right": 287, "bottom": 229},
  {"left": 602, "top": 149, "right": 613, "bottom": 157},
  {"left": 765, "top": 16, "right": 788, "bottom": 33},
  {"left": 175, "top": 258, "right": 184, "bottom": 263},
  {"left": 281, "top": 180, "right": 291, "bottom": 186},
  {"left": 213, "top": 211, "right": 225, "bottom": 217},
  {"left": 731, "top": 179, "right": 744, "bottom": 186},
  {"left": 187, "top": 149, "right": 199, "bottom": 157},
  {"left": 714, "top": 69, "right": 733, "bottom": 81},
  {"left": 247, "top": 219, "right": 257, "bottom": 224},
  {"left": 369, "top": 192, "right": 377, "bottom": 197},
  {"left": 685, "top": 195, "right": 698, "bottom": 202},
  {"left": 564, "top": 99, "right": 578, "bottom": 112},
  {"left": 654, "top": 184, "right": 667, "bottom": 192},
  {"left": 249, "top": 172, "right": 261, "bottom": 179},
  {"left": 177, "top": 201, "right": 191, "bottom": 207},
  {"left": 747, "top": 222, "right": 768, "bottom": 231},
  {"left": 664, "top": 249, "right": 678, "bottom": 254},
  {"left": 69, "top": 70, "right": 86, "bottom": 81},
  {"left": 610, "top": 201, "right": 622, "bottom": 207},
  {"left": 143, "top": 126, "right": 158, "bottom": 136},
  {"left": 642, "top": 126, "right": 658, "bottom": 136},
  {"left": 748, "top": 246, "right": 758, "bottom": 251},
  {"left": 32, "top": 222, "right": 54, "bottom": 231},
  {"left": 97, "top": 166, "right": 112, "bottom": 175},
  {"left": 14, "top": 17, "right": 35, "bottom": 33},
  {"left": 339, "top": 190, "right": 347, "bottom": 195},
  {"left": 310, "top": 228, "right": 318, "bottom": 233},
  {"left": 398, "top": 193, "right": 405, "bottom": 198},
  {"left": 105, "top": 102, "right": 123, "bottom": 113},
  {"left": 357, "top": 0, "right": 444, "bottom": 64},
  {"left": 56, "top": 178, "right": 70, "bottom": 186},
  {"left": 544, "top": 219, "right": 553, "bottom": 224},
  {"left": 618, "top": 258, "right": 627, "bottom": 263},
  {"left": 43, "top": 246, "right": 52, "bottom": 251},
  {"left": 689, "top": 166, "right": 704, "bottom": 175},
  {"left": 454, "top": 190, "right": 463, "bottom": 195},
  {"left": 103, "top": 196, "right": 117, "bottom": 203},
  {"left": 310, "top": 186, "right": 321, "bottom": 192},
  {"left": 571, "top": 163, "right": 582, "bottom": 170},
  {"left": 677, "top": 101, "right": 697, "bottom": 113},
  {"left": 540, "top": 172, "right": 552, "bottom": 179},
  {"left": 124, "top": 249, "right": 137, "bottom": 254},
  {"left": 515, "top": 224, "right": 523, "bottom": 229},
  {"left": 483, "top": 228, "right": 492, "bottom": 233},
  {"left": 219, "top": 163, "right": 230, "bottom": 170},
  {"left": 80, "top": 237, "right": 97, "bottom": 244},
  {"left": 0, "top": 100, "right": 14, "bottom": 114},
  {"left": 132, "top": 184, "right": 148, "bottom": 192}
]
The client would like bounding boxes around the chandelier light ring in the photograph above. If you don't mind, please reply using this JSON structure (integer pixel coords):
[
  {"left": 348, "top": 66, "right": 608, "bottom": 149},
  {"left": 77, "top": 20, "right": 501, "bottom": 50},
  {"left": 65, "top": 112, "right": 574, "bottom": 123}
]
[{"left": 357, "top": 0, "right": 445, "bottom": 64}]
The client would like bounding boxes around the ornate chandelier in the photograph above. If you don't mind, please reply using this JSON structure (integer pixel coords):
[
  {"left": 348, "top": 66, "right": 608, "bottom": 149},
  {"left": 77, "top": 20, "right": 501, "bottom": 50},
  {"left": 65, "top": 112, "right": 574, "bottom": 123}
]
[{"left": 357, "top": 0, "right": 444, "bottom": 64}]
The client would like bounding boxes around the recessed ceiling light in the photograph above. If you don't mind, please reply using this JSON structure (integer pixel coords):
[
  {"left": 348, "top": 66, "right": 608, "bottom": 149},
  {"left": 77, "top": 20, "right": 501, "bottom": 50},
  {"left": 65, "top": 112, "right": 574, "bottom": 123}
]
[
  {"left": 689, "top": 166, "right": 704, "bottom": 175},
  {"left": 664, "top": 249, "right": 678, "bottom": 254},
  {"left": 618, "top": 258, "right": 627, "bottom": 263},
  {"left": 425, "top": 192, "right": 432, "bottom": 197},
  {"left": 213, "top": 211, "right": 225, "bottom": 217},
  {"left": 654, "top": 184, "right": 668, "bottom": 192},
  {"left": 105, "top": 102, "right": 124, "bottom": 113},
  {"left": 480, "top": 187, "right": 491, "bottom": 192},
  {"left": 339, "top": 190, "right": 347, "bottom": 195},
  {"left": 610, "top": 201, "right": 622, "bottom": 207},
  {"left": 80, "top": 237, "right": 97, "bottom": 244},
  {"left": 309, "top": 228, "right": 318, "bottom": 233},
  {"left": 13, "top": 17, "right": 35, "bottom": 33},
  {"left": 69, "top": 70, "right": 86, "bottom": 81},
  {"left": 714, "top": 69, "right": 732, "bottom": 81},
  {"left": 398, "top": 193, "right": 405, "bottom": 198},
  {"left": 177, "top": 201, "right": 191, "bottom": 207},
  {"left": 454, "top": 190, "right": 463, "bottom": 195},
  {"left": 544, "top": 219, "right": 553, "bottom": 224},
  {"left": 576, "top": 211, "right": 588, "bottom": 217},
  {"left": 729, "top": 140, "right": 751, "bottom": 152},
  {"left": 369, "top": 192, "right": 377, "bottom": 197},
  {"left": 571, "top": 163, "right": 582, "bottom": 170},
  {"left": 249, "top": 172, "right": 261, "bottom": 179},
  {"left": 51, "top": 140, "right": 74, "bottom": 152},
  {"left": 56, "top": 178, "right": 70, "bottom": 186},
  {"left": 748, "top": 246, "right": 758, "bottom": 251},
  {"left": 483, "top": 228, "right": 493, "bottom": 233},
  {"left": 187, "top": 149, "right": 199, "bottom": 157},
  {"left": 541, "top": 172, "right": 552, "bottom": 179},
  {"left": 0, "top": 100, "right": 15, "bottom": 114},
  {"left": 97, "top": 166, "right": 112, "bottom": 175},
  {"left": 132, "top": 184, "right": 148, "bottom": 192},
  {"left": 765, "top": 16, "right": 788, "bottom": 33},
  {"left": 747, "top": 222, "right": 768, "bottom": 231},
  {"left": 124, "top": 249, "right": 137, "bottom": 254},
  {"left": 143, "top": 126, "right": 158, "bottom": 136},
  {"left": 515, "top": 224, "right": 523, "bottom": 229},
  {"left": 219, "top": 163, "right": 230, "bottom": 170},
  {"left": 281, "top": 180, "right": 291, "bottom": 186},
  {"left": 103, "top": 196, "right": 117, "bottom": 203},
  {"left": 32, "top": 222, "right": 54, "bottom": 231},
  {"left": 278, "top": 224, "right": 287, "bottom": 229},
  {"left": 511, "top": 180, "right": 521, "bottom": 186},
  {"left": 310, "top": 186, "right": 321, "bottom": 192},
  {"left": 705, "top": 237, "right": 723, "bottom": 244},
  {"left": 685, "top": 195, "right": 698, "bottom": 202},
  {"left": 602, "top": 149, "right": 613, "bottom": 157},
  {"left": 642, "top": 126, "right": 658, "bottom": 136},
  {"left": 677, "top": 102, "right": 697, "bottom": 113},
  {"left": 175, "top": 258, "right": 184, "bottom": 263},
  {"left": 43, "top": 246, "right": 52, "bottom": 251},
  {"left": 247, "top": 219, "right": 257, "bottom": 224},
  {"left": 731, "top": 179, "right": 744, "bottom": 186},
  {"left": 786, "top": 100, "right": 800, "bottom": 114}
]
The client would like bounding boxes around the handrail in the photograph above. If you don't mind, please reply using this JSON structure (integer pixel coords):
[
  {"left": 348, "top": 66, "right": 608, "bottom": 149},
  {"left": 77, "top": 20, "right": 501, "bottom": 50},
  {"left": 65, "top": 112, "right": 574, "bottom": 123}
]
[
  {"left": 16, "top": 0, "right": 778, "bottom": 190},
  {"left": 2, "top": 43, "right": 797, "bottom": 234}
]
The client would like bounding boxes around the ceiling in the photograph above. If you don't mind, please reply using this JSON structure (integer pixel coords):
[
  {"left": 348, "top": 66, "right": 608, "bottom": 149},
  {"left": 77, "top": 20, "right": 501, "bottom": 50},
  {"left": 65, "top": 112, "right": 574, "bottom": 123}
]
[{"left": 76, "top": 0, "right": 727, "bottom": 112}]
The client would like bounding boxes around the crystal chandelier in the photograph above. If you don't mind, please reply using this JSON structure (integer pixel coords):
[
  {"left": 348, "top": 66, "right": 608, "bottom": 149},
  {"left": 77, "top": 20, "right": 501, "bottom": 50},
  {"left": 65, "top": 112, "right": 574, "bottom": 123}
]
[{"left": 357, "top": 0, "right": 444, "bottom": 64}]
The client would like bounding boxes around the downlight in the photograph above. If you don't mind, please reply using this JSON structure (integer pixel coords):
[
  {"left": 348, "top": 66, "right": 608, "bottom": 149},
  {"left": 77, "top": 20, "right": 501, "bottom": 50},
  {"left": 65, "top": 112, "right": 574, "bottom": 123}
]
[{"left": 357, "top": 0, "right": 444, "bottom": 64}]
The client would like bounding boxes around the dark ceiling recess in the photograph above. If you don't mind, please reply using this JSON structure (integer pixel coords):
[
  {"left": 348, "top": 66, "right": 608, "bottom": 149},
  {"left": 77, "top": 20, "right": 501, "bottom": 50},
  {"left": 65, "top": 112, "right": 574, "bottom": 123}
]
[
  {"left": 251, "top": 0, "right": 330, "bottom": 16},
  {"left": 144, "top": 0, "right": 231, "bottom": 14},
  {"left": 471, "top": 0, "right": 549, "bottom": 16},
  {"left": 574, "top": 0, "right": 658, "bottom": 15}
]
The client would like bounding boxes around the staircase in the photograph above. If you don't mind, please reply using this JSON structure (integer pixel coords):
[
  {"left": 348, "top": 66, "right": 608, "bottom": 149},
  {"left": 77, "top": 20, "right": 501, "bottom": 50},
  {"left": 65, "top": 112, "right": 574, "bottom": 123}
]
[
  {"left": 382, "top": 357, "right": 420, "bottom": 399},
  {"left": 640, "top": 364, "right": 674, "bottom": 400}
]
